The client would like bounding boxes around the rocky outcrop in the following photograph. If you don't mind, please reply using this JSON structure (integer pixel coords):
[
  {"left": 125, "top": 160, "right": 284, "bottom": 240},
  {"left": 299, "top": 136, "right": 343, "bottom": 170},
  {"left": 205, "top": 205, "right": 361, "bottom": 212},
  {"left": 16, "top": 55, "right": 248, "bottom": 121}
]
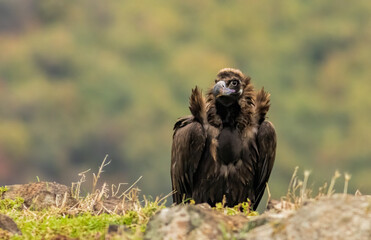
[
  {"left": 144, "top": 194, "right": 371, "bottom": 240},
  {"left": 1, "top": 182, "right": 77, "bottom": 210},
  {"left": 144, "top": 204, "right": 249, "bottom": 240},
  {"left": 1, "top": 182, "right": 136, "bottom": 215},
  {"left": 241, "top": 194, "right": 371, "bottom": 240}
]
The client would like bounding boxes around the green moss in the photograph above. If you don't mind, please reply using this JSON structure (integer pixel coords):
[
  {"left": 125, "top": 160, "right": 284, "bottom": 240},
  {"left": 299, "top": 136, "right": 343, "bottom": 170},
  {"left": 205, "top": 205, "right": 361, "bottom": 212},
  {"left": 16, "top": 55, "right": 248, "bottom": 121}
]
[
  {"left": 0, "top": 186, "right": 8, "bottom": 196},
  {"left": 0, "top": 201, "right": 164, "bottom": 240},
  {"left": 214, "top": 199, "right": 259, "bottom": 217},
  {"left": 0, "top": 197, "right": 24, "bottom": 210},
  {"left": 0, "top": 193, "right": 165, "bottom": 239}
]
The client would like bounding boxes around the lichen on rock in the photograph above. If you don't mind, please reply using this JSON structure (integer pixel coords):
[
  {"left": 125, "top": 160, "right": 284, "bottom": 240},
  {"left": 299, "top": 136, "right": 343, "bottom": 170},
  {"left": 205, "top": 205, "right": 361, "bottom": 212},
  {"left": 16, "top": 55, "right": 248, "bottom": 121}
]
[{"left": 1, "top": 182, "right": 77, "bottom": 210}]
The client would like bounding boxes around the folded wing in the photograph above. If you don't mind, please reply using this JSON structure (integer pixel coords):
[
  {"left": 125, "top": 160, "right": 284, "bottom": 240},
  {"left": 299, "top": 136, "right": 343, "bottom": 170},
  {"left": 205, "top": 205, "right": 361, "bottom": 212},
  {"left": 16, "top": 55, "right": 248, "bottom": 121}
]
[
  {"left": 171, "top": 87, "right": 208, "bottom": 204},
  {"left": 253, "top": 120, "right": 277, "bottom": 209}
]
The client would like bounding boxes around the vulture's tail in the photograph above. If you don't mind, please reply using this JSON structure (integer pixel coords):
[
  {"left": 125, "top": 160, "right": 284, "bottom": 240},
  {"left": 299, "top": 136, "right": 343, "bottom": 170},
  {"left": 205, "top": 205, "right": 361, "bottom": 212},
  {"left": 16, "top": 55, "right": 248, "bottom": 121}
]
[
  {"left": 255, "top": 88, "right": 271, "bottom": 124},
  {"left": 189, "top": 86, "right": 207, "bottom": 124}
]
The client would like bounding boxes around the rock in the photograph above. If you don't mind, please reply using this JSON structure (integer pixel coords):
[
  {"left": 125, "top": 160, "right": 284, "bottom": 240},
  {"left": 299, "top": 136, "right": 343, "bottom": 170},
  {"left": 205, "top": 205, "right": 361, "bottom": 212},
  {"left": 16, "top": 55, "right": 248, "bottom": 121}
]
[
  {"left": 107, "top": 224, "right": 129, "bottom": 233},
  {"left": 144, "top": 204, "right": 249, "bottom": 240},
  {"left": 1, "top": 182, "right": 77, "bottom": 210},
  {"left": 105, "top": 224, "right": 131, "bottom": 239},
  {"left": 0, "top": 214, "right": 21, "bottom": 235},
  {"left": 267, "top": 199, "right": 296, "bottom": 211},
  {"left": 239, "top": 194, "right": 371, "bottom": 240},
  {"left": 93, "top": 196, "right": 135, "bottom": 214},
  {"left": 144, "top": 195, "right": 371, "bottom": 240}
]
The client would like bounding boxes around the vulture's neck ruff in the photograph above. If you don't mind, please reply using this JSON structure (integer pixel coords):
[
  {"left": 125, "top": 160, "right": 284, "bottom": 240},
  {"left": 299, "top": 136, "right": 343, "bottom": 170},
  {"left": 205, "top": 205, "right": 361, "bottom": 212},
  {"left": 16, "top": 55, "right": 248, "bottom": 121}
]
[
  {"left": 207, "top": 70, "right": 256, "bottom": 136},
  {"left": 215, "top": 101, "right": 241, "bottom": 128}
]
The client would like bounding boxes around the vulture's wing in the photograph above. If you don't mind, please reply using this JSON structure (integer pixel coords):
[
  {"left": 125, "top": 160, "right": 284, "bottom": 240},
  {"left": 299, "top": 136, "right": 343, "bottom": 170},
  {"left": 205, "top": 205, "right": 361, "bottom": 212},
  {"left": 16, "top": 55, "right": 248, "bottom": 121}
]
[
  {"left": 253, "top": 120, "right": 277, "bottom": 210},
  {"left": 171, "top": 116, "right": 207, "bottom": 204}
]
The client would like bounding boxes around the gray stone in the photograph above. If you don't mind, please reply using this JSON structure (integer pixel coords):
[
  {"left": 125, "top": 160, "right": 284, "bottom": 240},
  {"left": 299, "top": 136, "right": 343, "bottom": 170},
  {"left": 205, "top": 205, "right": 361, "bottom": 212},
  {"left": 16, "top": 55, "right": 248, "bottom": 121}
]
[
  {"left": 144, "top": 195, "right": 371, "bottom": 240},
  {"left": 1, "top": 182, "right": 77, "bottom": 210},
  {"left": 0, "top": 214, "right": 21, "bottom": 235},
  {"left": 144, "top": 204, "right": 249, "bottom": 240},
  {"left": 240, "top": 194, "right": 371, "bottom": 240}
]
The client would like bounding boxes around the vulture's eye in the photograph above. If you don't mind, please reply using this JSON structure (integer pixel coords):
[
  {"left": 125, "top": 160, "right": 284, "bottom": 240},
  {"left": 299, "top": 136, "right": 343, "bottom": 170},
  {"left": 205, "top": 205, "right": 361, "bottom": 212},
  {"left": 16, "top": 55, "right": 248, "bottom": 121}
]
[{"left": 230, "top": 80, "right": 239, "bottom": 87}]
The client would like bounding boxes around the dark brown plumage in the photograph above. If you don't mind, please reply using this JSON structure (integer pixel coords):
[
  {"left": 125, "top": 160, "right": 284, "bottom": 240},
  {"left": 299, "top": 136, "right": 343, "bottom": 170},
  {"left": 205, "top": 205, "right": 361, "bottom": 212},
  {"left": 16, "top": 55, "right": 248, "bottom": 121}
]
[{"left": 171, "top": 68, "right": 276, "bottom": 210}]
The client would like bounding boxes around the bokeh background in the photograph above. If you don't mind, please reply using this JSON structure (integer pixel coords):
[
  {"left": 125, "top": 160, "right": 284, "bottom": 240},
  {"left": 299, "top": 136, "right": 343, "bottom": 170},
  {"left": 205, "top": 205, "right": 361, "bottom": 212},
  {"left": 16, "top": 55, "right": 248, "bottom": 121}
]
[{"left": 0, "top": 0, "right": 370, "bottom": 204}]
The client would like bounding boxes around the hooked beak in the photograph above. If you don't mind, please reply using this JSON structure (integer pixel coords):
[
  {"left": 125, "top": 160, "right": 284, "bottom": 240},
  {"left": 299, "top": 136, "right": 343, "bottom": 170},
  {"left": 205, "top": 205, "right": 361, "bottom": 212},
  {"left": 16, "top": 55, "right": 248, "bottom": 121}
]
[{"left": 212, "top": 81, "right": 235, "bottom": 97}]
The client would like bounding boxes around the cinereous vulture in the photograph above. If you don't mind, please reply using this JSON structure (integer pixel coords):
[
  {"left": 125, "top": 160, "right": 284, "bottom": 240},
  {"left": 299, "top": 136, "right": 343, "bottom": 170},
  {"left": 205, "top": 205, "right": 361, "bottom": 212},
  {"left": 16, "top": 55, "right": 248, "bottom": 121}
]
[{"left": 171, "top": 68, "right": 276, "bottom": 210}]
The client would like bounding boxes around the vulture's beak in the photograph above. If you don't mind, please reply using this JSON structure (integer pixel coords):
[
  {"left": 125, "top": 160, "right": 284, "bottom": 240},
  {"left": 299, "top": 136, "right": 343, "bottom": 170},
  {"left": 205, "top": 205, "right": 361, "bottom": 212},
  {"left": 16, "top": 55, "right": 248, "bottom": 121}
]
[{"left": 213, "top": 81, "right": 235, "bottom": 97}]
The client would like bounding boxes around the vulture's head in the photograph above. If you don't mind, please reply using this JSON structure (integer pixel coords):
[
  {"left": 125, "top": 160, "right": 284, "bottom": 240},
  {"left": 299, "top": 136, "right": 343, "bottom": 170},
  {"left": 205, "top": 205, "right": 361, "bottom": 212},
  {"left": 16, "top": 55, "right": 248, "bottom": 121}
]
[
  {"left": 206, "top": 68, "right": 254, "bottom": 129},
  {"left": 212, "top": 68, "right": 251, "bottom": 107}
]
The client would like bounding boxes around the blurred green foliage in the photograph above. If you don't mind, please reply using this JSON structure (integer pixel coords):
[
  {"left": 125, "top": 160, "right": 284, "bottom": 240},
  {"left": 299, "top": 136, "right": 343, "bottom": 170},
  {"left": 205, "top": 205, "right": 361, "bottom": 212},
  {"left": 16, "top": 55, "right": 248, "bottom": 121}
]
[{"left": 0, "top": 0, "right": 370, "bottom": 199}]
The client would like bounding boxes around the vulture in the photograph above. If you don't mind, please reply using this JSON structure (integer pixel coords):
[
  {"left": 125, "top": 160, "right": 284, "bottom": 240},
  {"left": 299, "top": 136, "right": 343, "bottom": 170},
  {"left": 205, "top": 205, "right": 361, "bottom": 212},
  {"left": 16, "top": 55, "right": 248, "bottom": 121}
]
[{"left": 171, "top": 68, "right": 276, "bottom": 210}]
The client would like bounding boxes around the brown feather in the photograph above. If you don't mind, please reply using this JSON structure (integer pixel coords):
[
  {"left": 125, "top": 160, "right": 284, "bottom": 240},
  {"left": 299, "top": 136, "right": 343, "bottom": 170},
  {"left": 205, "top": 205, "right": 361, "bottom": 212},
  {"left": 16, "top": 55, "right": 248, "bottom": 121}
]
[
  {"left": 255, "top": 88, "right": 271, "bottom": 124},
  {"left": 189, "top": 86, "right": 207, "bottom": 124}
]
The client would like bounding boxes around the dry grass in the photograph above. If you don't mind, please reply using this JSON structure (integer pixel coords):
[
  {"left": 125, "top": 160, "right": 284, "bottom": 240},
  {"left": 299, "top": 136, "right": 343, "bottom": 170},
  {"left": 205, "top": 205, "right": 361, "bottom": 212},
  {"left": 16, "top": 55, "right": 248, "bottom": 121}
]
[
  {"left": 0, "top": 155, "right": 169, "bottom": 239},
  {"left": 279, "top": 166, "right": 355, "bottom": 211}
]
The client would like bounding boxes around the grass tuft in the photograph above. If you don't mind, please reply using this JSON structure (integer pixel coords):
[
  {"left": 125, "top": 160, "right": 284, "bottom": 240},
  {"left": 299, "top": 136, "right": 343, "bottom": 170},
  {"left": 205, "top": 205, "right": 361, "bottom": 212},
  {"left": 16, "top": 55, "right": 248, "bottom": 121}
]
[
  {"left": 0, "top": 157, "right": 168, "bottom": 239},
  {"left": 280, "top": 167, "right": 353, "bottom": 210}
]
